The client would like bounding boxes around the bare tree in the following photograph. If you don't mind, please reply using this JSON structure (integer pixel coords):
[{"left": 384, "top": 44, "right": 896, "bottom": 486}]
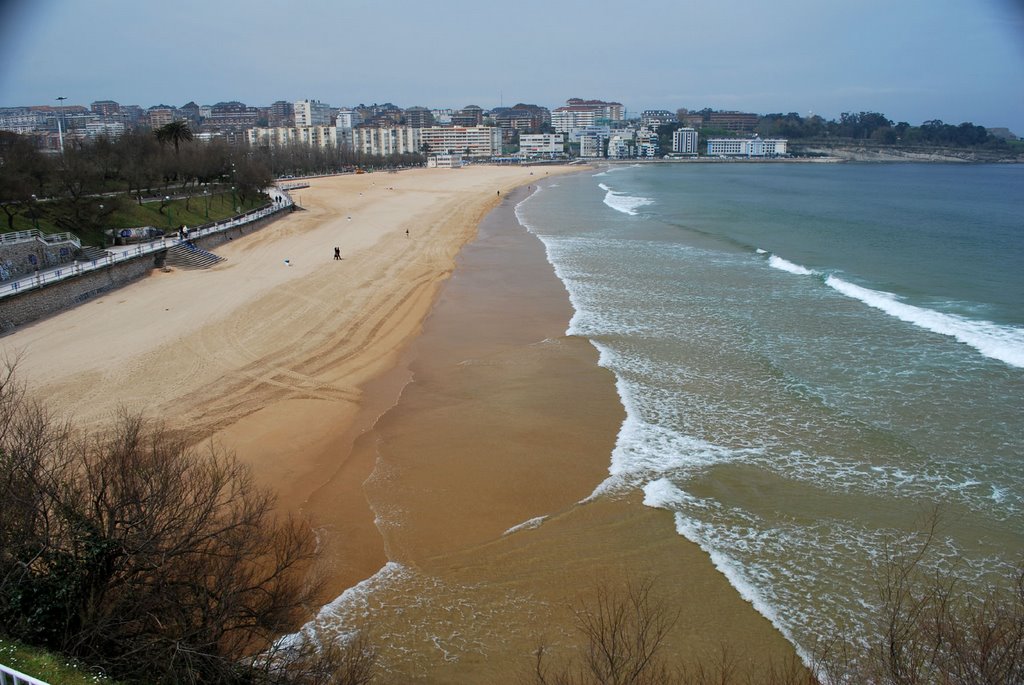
[
  {"left": 0, "top": 362, "right": 352, "bottom": 684},
  {"left": 531, "top": 578, "right": 681, "bottom": 685}
]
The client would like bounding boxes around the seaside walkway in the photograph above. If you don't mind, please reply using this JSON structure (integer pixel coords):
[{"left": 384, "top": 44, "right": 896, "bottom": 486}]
[{"left": 0, "top": 190, "right": 293, "bottom": 301}]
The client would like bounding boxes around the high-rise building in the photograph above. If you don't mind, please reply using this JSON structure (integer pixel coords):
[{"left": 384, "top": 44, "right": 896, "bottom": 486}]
[
  {"left": 419, "top": 125, "right": 502, "bottom": 158},
  {"left": 672, "top": 127, "right": 698, "bottom": 155},
  {"left": 336, "top": 108, "right": 362, "bottom": 130},
  {"left": 403, "top": 106, "right": 435, "bottom": 129},
  {"left": 269, "top": 100, "right": 294, "bottom": 127},
  {"left": 349, "top": 126, "right": 421, "bottom": 156},
  {"left": 294, "top": 99, "right": 333, "bottom": 127},
  {"left": 452, "top": 105, "right": 484, "bottom": 127},
  {"left": 90, "top": 100, "right": 121, "bottom": 116}
]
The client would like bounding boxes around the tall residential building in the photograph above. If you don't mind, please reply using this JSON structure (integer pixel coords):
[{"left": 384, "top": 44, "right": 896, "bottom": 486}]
[
  {"left": 452, "top": 105, "right": 484, "bottom": 127},
  {"left": 246, "top": 125, "right": 340, "bottom": 149},
  {"left": 204, "top": 101, "right": 259, "bottom": 131},
  {"left": 579, "top": 131, "right": 606, "bottom": 158},
  {"left": 491, "top": 107, "right": 539, "bottom": 133},
  {"left": 146, "top": 105, "right": 177, "bottom": 128},
  {"left": 672, "top": 127, "right": 698, "bottom": 155},
  {"left": 419, "top": 125, "right": 502, "bottom": 158},
  {"left": 294, "top": 99, "right": 333, "bottom": 127},
  {"left": 269, "top": 100, "right": 294, "bottom": 127},
  {"left": 518, "top": 133, "right": 564, "bottom": 156},
  {"left": 403, "top": 106, "right": 435, "bottom": 128},
  {"left": 349, "top": 126, "right": 421, "bottom": 156},
  {"left": 607, "top": 131, "right": 634, "bottom": 159},
  {"left": 565, "top": 98, "right": 624, "bottom": 121},
  {"left": 551, "top": 107, "right": 596, "bottom": 133},
  {"left": 0, "top": 108, "right": 46, "bottom": 134},
  {"left": 336, "top": 108, "right": 362, "bottom": 130},
  {"left": 90, "top": 100, "right": 121, "bottom": 116}
]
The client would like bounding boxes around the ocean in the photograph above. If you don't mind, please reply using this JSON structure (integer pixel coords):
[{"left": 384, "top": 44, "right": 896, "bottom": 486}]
[{"left": 515, "top": 162, "right": 1024, "bottom": 656}]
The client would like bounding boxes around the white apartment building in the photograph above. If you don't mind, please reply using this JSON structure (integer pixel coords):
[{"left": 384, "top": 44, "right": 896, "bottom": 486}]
[
  {"left": 636, "top": 130, "right": 659, "bottom": 158},
  {"left": 336, "top": 108, "right": 362, "bottom": 130},
  {"left": 294, "top": 99, "right": 333, "bottom": 127},
  {"left": 518, "top": 133, "right": 564, "bottom": 156},
  {"left": 551, "top": 107, "right": 596, "bottom": 133},
  {"left": 672, "top": 127, "right": 699, "bottom": 155},
  {"left": 419, "top": 125, "right": 502, "bottom": 158},
  {"left": 0, "top": 109, "right": 47, "bottom": 134},
  {"left": 706, "top": 137, "right": 787, "bottom": 156},
  {"left": 566, "top": 125, "right": 611, "bottom": 143},
  {"left": 607, "top": 132, "right": 634, "bottom": 159},
  {"left": 579, "top": 132, "right": 606, "bottom": 158},
  {"left": 349, "top": 126, "right": 421, "bottom": 156},
  {"left": 84, "top": 120, "right": 126, "bottom": 139},
  {"left": 246, "top": 125, "right": 340, "bottom": 149}
]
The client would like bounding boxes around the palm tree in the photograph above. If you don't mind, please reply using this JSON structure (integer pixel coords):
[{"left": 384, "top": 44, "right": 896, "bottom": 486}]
[{"left": 154, "top": 120, "right": 193, "bottom": 154}]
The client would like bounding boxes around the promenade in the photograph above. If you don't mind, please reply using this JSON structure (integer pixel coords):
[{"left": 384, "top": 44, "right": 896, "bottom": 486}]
[{"left": 0, "top": 189, "right": 294, "bottom": 301}]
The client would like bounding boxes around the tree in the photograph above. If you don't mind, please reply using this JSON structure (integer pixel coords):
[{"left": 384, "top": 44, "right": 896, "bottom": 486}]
[
  {"left": 0, "top": 132, "right": 51, "bottom": 229},
  {"left": 0, "top": 361, "right": 325, "bottom": 684},
  {"left": 154, "top": 120, "right": 194, "bottom": 154}
]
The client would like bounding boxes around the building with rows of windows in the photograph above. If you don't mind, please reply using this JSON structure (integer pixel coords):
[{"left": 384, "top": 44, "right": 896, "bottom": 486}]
[
  {"left": 706, "top": 137, "right": 787, "bottom": 156},
  {"left": 419, "top": 125, "right": 502, "bottom": 158}
]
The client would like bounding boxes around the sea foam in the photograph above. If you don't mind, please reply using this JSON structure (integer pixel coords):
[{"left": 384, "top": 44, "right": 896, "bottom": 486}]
[
  {"left": 767, "top": 254, "right": 818, "bottom": 276},
  {"left": 825, "top": 275, "right": 1024, "bottom": 368},
  {"left": 598, "top": 183, "right": 653, "bottom": 216}
]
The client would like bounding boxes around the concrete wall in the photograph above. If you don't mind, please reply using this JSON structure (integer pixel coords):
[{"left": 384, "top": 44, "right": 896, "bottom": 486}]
[
  {"left": 0, "top": 255, "right": 155, "bottom": 333},
  {"left": 0, "top": 208, "right": 291, "bottom": 334},
  {"left": 0, "top": 238, "right": 79, "bottom": 282}
]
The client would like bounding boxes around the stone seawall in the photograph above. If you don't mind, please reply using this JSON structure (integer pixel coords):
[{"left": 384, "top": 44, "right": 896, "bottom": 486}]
[
  {"left": 0, "top": 209, "right": 289, "bottom": 333},
  {"left": 0, "top": 256, "right": 155, "bottom": 333},
  {"left": 0, "top": 237, "right": 80, "bottom": 282}
]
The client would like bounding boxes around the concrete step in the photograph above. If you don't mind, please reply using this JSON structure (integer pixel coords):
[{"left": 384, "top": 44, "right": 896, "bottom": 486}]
[{"left": 164, "top": 243, "right": 225, "bottom": 270}]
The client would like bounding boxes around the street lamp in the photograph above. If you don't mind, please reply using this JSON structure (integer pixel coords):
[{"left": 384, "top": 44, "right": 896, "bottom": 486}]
[
  {"left": 165, "top": 196, "right": 173, "bottom": 229},
  {"left": 204, "top": 188, "right": 210, "bottom": 218},
  {"left": 231, "top": 186, "right": 237, "bottom": 214},
  {"left": 30, "top": 194, "right": 39, "bottom": 230},
  {"left": 56, "top": 96, "right": 67, "bottom": 154}
]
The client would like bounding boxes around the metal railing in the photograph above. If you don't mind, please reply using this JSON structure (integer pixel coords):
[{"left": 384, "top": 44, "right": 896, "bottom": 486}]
[
  {"left": 0, "top": 229, "right": 81, "bottom": 248},
  {"left": 0, "top": 199, "right": 292, "bottom": 301},
  {"left": 0, "top": 663, "right": 50, "bottom": 685}
]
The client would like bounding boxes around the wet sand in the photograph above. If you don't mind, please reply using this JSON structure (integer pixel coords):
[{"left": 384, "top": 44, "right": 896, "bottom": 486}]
[{"left": 307, "top": 186, "right": 801, "bottom": 681}]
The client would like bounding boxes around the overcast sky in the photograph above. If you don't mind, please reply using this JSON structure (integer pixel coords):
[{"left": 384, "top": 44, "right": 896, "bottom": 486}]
[{"left": 1, "top": 0, "right": 1022, "bottom": 132}]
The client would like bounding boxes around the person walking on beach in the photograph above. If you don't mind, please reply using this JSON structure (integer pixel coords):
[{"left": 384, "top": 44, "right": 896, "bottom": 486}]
[{"left": 334, "top": 246, "right": 341, "bottom": 260}]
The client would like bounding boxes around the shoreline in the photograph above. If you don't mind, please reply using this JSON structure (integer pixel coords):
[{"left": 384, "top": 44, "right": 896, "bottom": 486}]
[
  {"left": 302, "top": 181, "right": 801, "bottom": 680},
  {"left": 1, "top": 165, "right": 802, "bottom": 678}
]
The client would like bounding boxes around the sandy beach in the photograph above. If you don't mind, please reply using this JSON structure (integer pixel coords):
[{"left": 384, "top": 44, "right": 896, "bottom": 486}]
[{"left": 1, "top": 166, "right": 799, "bottom": 680}]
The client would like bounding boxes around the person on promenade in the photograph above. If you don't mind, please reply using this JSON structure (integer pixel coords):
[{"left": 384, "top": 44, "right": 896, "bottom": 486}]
[{"left": 334, "top": 246, "right": 341, "bottom": 260}]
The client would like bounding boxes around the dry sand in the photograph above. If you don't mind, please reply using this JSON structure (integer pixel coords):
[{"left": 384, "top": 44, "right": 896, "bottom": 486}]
[{"left": 1, "top": 166, "right": 800, "bottom": 680}]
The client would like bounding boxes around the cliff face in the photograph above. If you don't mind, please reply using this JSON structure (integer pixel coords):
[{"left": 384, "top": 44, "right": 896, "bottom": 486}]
[{"left": 793, "top": 143, "right": 1023, "bottom": 163}]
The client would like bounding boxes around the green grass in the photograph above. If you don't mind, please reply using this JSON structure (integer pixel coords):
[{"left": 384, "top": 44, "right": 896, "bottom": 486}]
[
  {"left": 4, "top": 192, "right": 269, "bottom": 246},
  {"left": 0, "top": 636, "right": 122, "bottom": 685}
]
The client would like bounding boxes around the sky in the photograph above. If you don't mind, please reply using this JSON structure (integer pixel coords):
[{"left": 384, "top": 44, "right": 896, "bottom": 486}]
[{"left": 1, "top": 0, "right": 1023, "bottom": 132}]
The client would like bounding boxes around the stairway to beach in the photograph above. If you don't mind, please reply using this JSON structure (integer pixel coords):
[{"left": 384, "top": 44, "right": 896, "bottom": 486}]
[{"left": 163, "top": 243, "right": 225, "bottom": 270}]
